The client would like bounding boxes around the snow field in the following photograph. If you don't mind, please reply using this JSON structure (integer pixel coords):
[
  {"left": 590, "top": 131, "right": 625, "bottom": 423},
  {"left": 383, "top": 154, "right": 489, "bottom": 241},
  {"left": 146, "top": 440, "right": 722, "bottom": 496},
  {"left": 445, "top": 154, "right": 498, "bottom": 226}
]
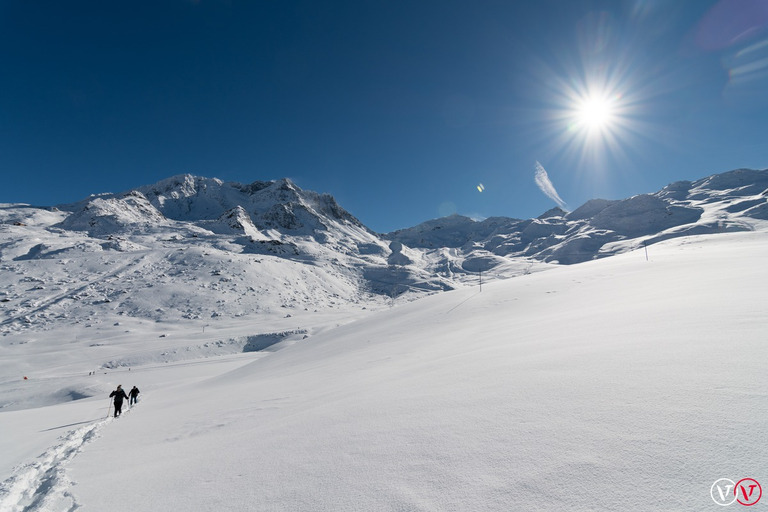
[{"left": 0, "top": 231, "right": 761, "bottom": 510}]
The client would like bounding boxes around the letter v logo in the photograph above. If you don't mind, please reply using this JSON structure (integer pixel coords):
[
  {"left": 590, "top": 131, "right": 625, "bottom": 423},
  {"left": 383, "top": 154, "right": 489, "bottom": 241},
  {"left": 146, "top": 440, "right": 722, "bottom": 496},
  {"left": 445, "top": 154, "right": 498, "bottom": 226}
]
[
  {"left": 712, "top": 478, "right": 737, "bottom": 506},
  {"left": 719, "top": 484, "right": 734, "bottom": 501},
  {"left": 735, "top": 478, "right": 762, "bottom": 506}
]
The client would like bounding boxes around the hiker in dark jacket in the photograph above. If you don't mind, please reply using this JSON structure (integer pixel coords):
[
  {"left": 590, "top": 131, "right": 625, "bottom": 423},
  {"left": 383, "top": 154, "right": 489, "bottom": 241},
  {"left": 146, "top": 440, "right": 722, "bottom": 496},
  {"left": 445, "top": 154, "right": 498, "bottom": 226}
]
[
  {"left": 129, "top": 385, "right": 140, "bottom": 405},
  {"left": 109, "top": 385, "right": 129, "bottom": 417}
]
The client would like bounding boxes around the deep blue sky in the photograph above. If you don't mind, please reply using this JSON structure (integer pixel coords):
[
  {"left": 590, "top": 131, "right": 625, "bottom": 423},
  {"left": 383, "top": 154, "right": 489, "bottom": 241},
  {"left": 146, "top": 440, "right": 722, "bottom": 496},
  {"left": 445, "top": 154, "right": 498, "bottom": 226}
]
[{"left": 2, "top": 0, "right": 767, "bottom": 232}]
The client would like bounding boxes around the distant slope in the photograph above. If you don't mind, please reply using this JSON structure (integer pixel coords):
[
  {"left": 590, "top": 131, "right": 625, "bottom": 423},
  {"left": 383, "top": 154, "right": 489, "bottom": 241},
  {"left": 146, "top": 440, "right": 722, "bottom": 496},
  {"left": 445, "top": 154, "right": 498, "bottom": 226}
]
[{"left": 388, "top": 168, "right": 768, "bottom": 263}]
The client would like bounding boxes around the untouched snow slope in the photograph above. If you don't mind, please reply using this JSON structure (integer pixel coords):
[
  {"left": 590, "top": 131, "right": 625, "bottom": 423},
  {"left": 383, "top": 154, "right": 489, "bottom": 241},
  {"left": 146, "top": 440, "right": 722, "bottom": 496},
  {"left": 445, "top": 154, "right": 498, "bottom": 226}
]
[{"left": 1, "top": 230, "right": 766, "bottom": 511}]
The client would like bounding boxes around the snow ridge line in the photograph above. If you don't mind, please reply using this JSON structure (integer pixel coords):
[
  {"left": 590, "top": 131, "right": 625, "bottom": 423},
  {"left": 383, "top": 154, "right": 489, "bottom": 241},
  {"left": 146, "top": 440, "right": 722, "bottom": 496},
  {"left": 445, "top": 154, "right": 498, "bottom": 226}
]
[{"left": 0, "top": 417, "right": 108, "bottom": 512}]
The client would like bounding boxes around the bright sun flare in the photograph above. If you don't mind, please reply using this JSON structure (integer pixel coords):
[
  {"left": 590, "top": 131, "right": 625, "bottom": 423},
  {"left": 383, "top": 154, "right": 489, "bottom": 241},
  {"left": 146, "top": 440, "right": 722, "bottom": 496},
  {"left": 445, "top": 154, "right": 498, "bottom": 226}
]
[
  {"left": 576, "top": 94, "right": 615, "bottom": 130},
  {"left": 551, "top": 71, "right": 635, "bottom": 154}
]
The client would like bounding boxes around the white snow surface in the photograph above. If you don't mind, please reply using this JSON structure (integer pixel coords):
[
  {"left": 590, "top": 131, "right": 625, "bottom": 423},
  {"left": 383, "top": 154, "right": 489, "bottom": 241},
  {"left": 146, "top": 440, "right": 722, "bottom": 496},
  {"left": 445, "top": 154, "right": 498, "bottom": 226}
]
[{"left": 1, "top": 229, "right": 767, "bottom": 511}]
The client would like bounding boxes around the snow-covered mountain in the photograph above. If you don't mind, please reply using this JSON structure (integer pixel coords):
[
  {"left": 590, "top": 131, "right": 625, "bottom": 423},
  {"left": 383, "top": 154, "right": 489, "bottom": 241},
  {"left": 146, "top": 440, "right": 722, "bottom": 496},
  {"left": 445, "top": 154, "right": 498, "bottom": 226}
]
[
  {"left": 388, "top": 168, "right": 768, "bottom": 264},
  {"left": 1, "top": 167, "right": 768, "bottom": 511},
  {"left": 1, "top": 168, "right": 766, "bottom": 340}
]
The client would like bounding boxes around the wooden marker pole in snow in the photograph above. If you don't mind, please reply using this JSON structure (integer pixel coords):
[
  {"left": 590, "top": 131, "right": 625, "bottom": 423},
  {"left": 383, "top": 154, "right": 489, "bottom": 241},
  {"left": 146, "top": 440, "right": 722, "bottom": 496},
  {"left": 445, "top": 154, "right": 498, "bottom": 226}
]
[{"left": 644, "top": 241, "right": 648, "bottom": 261}]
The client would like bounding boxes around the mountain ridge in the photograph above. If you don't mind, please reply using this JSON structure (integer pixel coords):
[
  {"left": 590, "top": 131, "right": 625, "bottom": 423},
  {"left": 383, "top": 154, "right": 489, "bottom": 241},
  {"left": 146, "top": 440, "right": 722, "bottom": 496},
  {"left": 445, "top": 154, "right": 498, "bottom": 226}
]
[{"left": 1, "top": 167, "right": 766, "bottom": 337}]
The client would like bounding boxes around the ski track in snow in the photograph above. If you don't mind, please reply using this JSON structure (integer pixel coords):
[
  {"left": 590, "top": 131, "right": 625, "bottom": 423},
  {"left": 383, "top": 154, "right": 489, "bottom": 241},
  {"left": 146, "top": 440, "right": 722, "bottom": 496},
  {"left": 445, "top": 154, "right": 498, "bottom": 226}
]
[
  {"left": 0, "top": 409, "right": 129, "bottom": 512},
  {"left": 0, "top": 255, "right": 148, "bottom": 329}
]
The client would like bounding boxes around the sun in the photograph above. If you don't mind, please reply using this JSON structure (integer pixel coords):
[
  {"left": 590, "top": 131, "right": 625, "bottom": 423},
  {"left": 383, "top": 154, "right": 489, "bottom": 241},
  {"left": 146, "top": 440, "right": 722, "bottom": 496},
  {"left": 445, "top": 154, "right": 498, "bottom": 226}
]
[
  {"left": 530, "top": 53, "right": 650, "bottom": 166},
  {"left": 541, "top": 74, "right": 640, "bottom": 169},
  {"left": 573, "top": 92, "right": 617, "bottom": 134},
  {"left": 577, "top": 95, "right": 614, "bottom": 128}
]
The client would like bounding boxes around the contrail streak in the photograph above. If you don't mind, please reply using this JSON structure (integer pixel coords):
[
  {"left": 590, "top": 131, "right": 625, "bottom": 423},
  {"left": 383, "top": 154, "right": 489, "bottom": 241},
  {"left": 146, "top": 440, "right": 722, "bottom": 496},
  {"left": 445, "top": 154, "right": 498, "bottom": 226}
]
[{"left": 534, "top": 161, "right": 568, "bottom": 210}]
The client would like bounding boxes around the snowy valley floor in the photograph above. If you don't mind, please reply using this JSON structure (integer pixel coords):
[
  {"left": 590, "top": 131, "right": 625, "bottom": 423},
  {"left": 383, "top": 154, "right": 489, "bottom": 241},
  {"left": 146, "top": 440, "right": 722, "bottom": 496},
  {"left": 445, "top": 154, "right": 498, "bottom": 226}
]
[{"left": 1, "top": 231, "right": 767, "bottom": 511}]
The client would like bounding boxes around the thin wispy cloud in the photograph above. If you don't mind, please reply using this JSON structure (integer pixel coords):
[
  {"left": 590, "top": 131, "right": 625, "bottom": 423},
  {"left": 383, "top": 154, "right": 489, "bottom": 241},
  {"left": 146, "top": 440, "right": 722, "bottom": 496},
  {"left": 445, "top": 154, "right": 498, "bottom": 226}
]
[{"left": 534, "top": 161, "right": 568, "bottom": 210}]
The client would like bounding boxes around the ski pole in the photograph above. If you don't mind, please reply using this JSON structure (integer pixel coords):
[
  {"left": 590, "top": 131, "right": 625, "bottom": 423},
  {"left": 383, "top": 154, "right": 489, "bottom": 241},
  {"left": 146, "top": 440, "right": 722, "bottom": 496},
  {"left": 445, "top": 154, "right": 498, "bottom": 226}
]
[{"left": 106, "top": 397, "right": 112, "bottom": 418}]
